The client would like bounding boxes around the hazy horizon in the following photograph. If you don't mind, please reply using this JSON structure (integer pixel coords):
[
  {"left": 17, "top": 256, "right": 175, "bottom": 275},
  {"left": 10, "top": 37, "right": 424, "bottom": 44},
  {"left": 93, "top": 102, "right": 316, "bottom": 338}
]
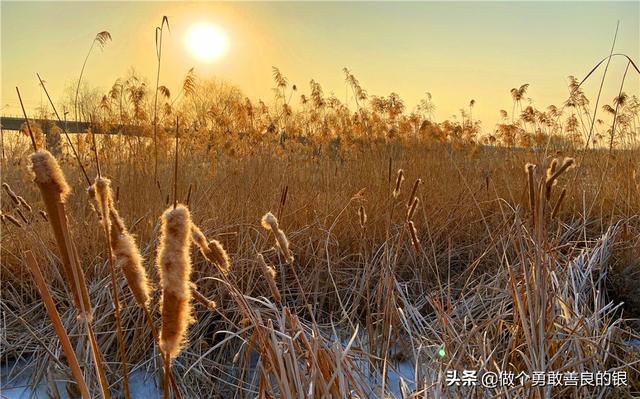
[{"left": 2, "top": 1, "right": 639, "bottom": 129}]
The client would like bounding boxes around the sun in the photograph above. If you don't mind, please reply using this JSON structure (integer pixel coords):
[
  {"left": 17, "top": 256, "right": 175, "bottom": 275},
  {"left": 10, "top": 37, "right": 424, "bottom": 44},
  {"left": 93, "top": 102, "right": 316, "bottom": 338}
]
[{"left": 185, "top": 23, "right": 228, "bottom": 62}]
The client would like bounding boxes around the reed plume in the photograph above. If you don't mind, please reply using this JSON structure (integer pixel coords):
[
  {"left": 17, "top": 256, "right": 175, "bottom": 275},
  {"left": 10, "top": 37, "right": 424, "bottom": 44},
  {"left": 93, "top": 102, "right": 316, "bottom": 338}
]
[
  {"left": 261, "top": 212, "right": 294, "bottom": 264},
  {"left": 157, "top": 204, "right": 194, "bottom": 358},
  {"left": 191, "top": 223, "right": 230, "bottom": 275}
]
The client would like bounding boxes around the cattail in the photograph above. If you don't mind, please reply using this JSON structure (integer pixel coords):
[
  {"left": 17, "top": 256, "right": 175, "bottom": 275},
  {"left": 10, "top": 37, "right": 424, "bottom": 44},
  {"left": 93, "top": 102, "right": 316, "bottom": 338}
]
[
  {"left": 261, "top": 212, "right": 294, "bottom": 264},
  {"left": 545, "top": 159, "right": 558, "bottom": 200},
  {"left": 190, "top": 283, "right": 217, "bottom": 310},
  {"left": 17, "top": 196, "right": 32, "bottom": 213},
  {"left": 86, "top": 185, "right": 101, "bottom": 220},
  {"left": 2, "top": 183, "right": 20, "bottom": 205},
  {"left": 551, "top": 188, "right": 567, "bottom": 219},
  {"left": 29, "top": 150, "right": 71, "bottom": 201},
  {"left": 191, "top": 224, "right": 230, "bottom": 275},
  {"left": 28, "top": 150, "right": 90, "bottom": 315},
  {"left": 257, "top": 253, "right": 281, "bottom": 304},
  {"left": 546, "top": 157, "right": 575, "bottom": 188},
  {"left": 94, "top": 177, "right": 112, "bottom": 230},
  {"left": 408, "top": 221, "right": 420, "bottom": 252},
  {"left": 358, "top": 205, "right": 367, "bottom": 229},
  {"left": 393, "top": 169, "right": 404, "bottom": 198},
  {"left": 3, "top": 213, "right": 22, "bottom": 228},
  {"left": 525, "top": 163, "right": 536, "bottom": 216},
  {"left": 38, "top": 210, "right": 48, "bottom": 221},
  {"left": 109, "top": 205, "right": 151, "bottom": 309},
  {"left": 406, "top": 179, "right": 421, "bottom": 208},
  {"left": 407, "top": 197, "right": 419, "bottom": 221},
  {"left": 157, "top": 205, "right": 194, "bottom": 358},
  {"left": 15, "top": 208, "right": 28, "bottom": 224}
]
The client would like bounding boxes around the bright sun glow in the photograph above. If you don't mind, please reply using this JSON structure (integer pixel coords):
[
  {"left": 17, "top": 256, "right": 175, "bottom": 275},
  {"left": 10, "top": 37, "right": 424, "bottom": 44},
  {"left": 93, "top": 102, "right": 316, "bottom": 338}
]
[{"left": 186, "top": 23, "right": 228, "bottom": 62}]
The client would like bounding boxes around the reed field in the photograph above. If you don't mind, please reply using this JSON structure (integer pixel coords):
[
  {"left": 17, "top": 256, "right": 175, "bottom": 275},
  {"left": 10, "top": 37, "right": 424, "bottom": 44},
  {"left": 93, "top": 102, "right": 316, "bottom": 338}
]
[{"left": 2, "top": 8, "right": 640, "bottom": 399}]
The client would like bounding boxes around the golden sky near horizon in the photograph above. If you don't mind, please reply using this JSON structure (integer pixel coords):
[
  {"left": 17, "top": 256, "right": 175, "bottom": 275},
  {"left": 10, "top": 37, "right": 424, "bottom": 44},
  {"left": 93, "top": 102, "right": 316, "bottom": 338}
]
[{"left": 1, "top": 1, "right": 639, "bottom": 128}]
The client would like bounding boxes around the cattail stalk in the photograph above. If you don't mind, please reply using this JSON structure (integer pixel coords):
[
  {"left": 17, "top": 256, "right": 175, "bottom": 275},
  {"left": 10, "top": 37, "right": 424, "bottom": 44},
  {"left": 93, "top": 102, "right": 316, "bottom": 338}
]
[
  {"left": 25, "top": 251, "right": 90, "bottom": 399},
  {"left": 261, "top": 212, "right": 294, "bottom": 264},
  {"left": 191, "top": 223, "right": 230, "bottom": 274}
]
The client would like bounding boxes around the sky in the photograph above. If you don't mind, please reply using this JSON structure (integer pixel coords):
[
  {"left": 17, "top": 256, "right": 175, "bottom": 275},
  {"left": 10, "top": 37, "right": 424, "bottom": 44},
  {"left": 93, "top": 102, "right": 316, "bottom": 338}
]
[{"left": 1, "top": 1, "right": 639, "bottom": 129}]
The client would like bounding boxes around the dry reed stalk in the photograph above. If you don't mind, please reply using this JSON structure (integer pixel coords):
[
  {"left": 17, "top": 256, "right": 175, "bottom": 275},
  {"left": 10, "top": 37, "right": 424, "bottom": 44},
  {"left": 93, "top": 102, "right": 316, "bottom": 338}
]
[
  {"left": 261, "top": 212, "right": 294, "bottom": 264},
  {"left": 257, "top": 253, "right": 282, "bottom": 304},
  {"left": 392, "top": 169, "right": 404, "bottom": 198},
  {"left": 24, "top": 250, "right": 90, "bottom": 399},
  {"left": 157, "top": 204, "right": 194, "bottom": 359},
  {"left": 191, "top": 223, "right": 230, "bottom": 275},
  {"left": 94, "top": 177, "right": 131, "bottom": 399}
]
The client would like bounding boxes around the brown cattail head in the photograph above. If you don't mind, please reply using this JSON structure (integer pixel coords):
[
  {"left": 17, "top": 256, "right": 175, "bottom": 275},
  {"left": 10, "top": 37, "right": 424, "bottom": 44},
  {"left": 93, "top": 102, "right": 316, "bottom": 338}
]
[
  {"left": 407, "top": 197, "right": 419, "bottom": 221},
  {"left": 546, "top": 157, "right": 575, "bottom": 189},
  {"left": 190, "top": 283, "right": 217, "bottom": 311},
  {"left": 551, "top": 188, "right": 567, "bottom": 219},
  {"left": 407, "top": 179, "right": 421, "bottom": 208},
  {"left": 191, "top": 224, "right": 230, "bottom": 275},
  {"left": 157, "top": 204, "right": 194, "bottom": 358},
  {"left": 547, "top": 158, "right": 558, "bottom": 181},
  {"left": 257, "top": 253, "right": 281, "bottom": 304},
  {"left": 408, "top": 221, "right": 420, "bottom": 252},
  {"left": 525, "top": 163, "right": 536, "bottom": 215},
  {"left": 3, "top": 213, "right": 22, "bottom": 228},
  {"left": 109, "top": 206, "right": 151, "bottom": 309},
  {"left": 358, "top": 205, "right": 367, "bottom": 229},
  {"left": 393, "top": 169, "right": 405, "bottom": 198},
  {"left": 2, "top": 183, "right": 20, "bottom": 205},
  {"left": 17, "top": 196, "right": 32, "bottom": 213},
  {"left": 261, "top": 212, "right": 294, "bottom": 264},
  {"left": 29, "top": 150, "right": 70, "bottom": 202}
]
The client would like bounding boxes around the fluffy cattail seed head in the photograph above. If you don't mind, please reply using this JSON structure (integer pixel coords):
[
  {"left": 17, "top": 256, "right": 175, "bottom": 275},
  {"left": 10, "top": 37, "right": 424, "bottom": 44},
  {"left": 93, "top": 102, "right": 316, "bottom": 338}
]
[
  {"left": 157, "top": 205, "right": 194, "bottom": 358},
  {"left": 28, "top": 150, "right": 71, "bottom": 202},
  {"left": 261, "top": 212, "right": 294, "bottom": 264},
  {"left": 191, "top": 224, "right": 230, "bottom": 275},
  {"left": 109, "top": 206, "right": 151, "bottom": 309},
  {"left": 257, "top": 253, "right": 281, "bottom": 304}
]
